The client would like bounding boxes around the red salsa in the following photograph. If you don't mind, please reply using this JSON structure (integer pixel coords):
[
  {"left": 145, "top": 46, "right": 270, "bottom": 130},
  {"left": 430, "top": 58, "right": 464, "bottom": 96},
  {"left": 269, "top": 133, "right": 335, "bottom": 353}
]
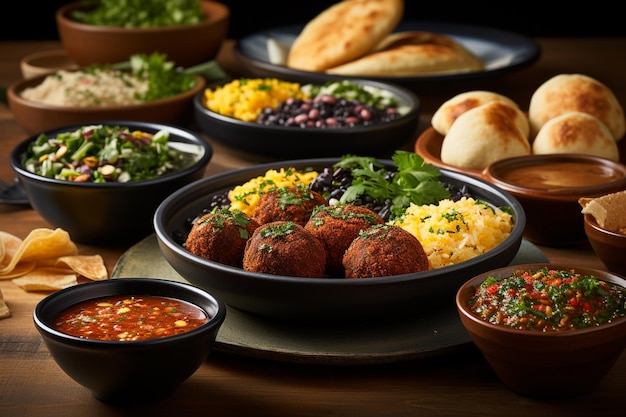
[
  {"left": 53, "top": 295, "right": 209, "bottom": 341},
  {"left": 469, "top": 267, "right": 626, "bottom": 331}
]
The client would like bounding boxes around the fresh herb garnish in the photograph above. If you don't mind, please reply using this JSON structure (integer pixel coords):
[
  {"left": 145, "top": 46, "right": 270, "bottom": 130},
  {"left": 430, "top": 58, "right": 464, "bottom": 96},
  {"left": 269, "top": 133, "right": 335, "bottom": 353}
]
[{"left": 334, "top": 150, "right": 450, "bottom": 219}]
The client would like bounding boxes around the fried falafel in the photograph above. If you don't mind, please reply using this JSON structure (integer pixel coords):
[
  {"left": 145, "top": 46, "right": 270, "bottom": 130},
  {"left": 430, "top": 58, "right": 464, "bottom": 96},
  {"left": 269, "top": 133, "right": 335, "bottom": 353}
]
[
  {"left": 253, "top": 185, "right": 327, "bottom": 226},
  {"left": 185, "top": 208, "right": 259, "bottom": 267},
  {"left": 304, "top": 204, "right": 385, "bottom": 275},
  {"left": 343, "top": 224, "right": 430, "bottom": 278},
  {"left": 243, "top": 220, "right": 326, "bottom": 277}
]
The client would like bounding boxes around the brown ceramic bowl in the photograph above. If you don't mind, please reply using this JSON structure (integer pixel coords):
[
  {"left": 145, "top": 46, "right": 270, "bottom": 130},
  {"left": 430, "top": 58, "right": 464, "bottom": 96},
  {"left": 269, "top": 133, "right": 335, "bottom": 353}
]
[
  {"left": 20, "top": 49, "right": 79, "bottom": 79},
  {"left": 56, "top": 1, "right": 230, "bottom": 67},
  {"left": 584, "top": 214, "right": 626, "bottom": 277},
  {"left": 7, "top": 72, "right": 206, "bottom": 135},
  {"left": 483, "top": 154, "right": 626, "bottom": 246},
  {"left": 456, "top": 263, "right": 626, "bottom": 398}
]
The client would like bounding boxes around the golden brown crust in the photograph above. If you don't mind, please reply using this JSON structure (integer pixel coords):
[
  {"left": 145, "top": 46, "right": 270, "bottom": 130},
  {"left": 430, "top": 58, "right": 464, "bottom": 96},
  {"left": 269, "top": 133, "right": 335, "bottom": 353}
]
[
  {"left": 529, "top": 73, "right": 626, "bottom": 140},
  {"left": 326, "top": 31, "right": 483, "bottom": 77},
  {"left": 286, "top": 0, "right": 404, "bottom": 72},
  {"left": 532, "top": 111, "right": 620, "bottom": 161}
]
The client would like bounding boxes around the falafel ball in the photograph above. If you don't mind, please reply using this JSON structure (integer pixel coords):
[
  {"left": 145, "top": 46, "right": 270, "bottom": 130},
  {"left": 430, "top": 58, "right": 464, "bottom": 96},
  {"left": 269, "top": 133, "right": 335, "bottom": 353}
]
[
  {"left": 243, "top": 220, "right": 326, "bottom": 277},
  {"left": 343, "top": 224, "right": 430, "bottom": 278},
  {"left": 253, "top": 185, "right": 327, "bottom": 226},
  {"left": 304, "top": 204, "right": 385, "bottom": 275},
  {"left": 185, "top": 208, "right": 259, "bottom": 267}
]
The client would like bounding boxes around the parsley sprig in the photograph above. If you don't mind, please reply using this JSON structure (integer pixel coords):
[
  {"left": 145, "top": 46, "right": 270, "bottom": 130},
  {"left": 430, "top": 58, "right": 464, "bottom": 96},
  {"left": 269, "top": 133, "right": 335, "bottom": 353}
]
[{"left": 334, "top": 150, "right": 450, "bottom": 219}]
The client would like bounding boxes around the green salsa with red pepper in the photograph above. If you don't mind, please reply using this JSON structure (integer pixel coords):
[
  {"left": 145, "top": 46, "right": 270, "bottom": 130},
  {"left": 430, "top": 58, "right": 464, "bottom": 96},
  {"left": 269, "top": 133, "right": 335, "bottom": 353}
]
[{"left": 469, "top": 267, "right": 626, "bottom": 331}]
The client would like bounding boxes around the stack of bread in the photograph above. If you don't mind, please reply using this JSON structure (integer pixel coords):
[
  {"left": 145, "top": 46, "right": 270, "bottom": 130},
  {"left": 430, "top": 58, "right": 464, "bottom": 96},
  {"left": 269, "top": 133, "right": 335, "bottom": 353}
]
[
  {"left": 431, "top": 73, "right": 625, "bottom": 170},
  {"left": 286, "top": 0, "right": 484, "bottom": 76}
]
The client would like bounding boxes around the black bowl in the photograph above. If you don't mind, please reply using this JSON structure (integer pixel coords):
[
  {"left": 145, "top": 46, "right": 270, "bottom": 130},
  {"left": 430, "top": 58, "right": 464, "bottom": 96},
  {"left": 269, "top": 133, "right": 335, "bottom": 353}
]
[
  {"left": 193, "top": 79, "right": 420, "bottom": 158},
  {"left": 33, "top": 278, "right": 226, "bottom": 404},
  {"left": 154, "top": 158, "right": 526, "bottom": 322},
  {"left": 10, "top": 121, "right": 213, "bottom": 245}
]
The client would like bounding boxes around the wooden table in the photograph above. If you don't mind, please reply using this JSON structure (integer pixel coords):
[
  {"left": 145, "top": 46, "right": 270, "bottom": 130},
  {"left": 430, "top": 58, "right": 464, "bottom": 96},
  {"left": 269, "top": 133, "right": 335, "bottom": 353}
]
[{"left": 1, "top": 38, "right": 625, "bottom": 417}]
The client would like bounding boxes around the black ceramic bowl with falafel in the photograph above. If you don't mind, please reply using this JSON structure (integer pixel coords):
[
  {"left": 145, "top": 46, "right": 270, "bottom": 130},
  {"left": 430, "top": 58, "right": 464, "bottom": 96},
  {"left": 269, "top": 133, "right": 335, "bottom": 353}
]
[{"left": 154, "top": 151, "right": 525, "bottom": 322}]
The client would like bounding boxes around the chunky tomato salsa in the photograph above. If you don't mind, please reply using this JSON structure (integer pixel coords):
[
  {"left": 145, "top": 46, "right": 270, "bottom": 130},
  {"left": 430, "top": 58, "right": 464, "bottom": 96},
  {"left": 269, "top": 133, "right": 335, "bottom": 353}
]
[
  {"left": 53, "top": 295, "right": 209, "bottom": 341},
  {"left": 469, "top": 267, "right": 626, "bottom": 331}
]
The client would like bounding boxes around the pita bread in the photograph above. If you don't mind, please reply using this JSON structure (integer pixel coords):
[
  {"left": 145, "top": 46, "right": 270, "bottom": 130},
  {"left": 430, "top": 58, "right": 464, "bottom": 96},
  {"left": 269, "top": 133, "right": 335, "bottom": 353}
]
[
  {"left": 326, "top": 31, "right": 483, "bottom": 77},
  {"left": 440, "top": 101, "right": 531, "bottom": 170},
  {"left": 286, "top": 0, "right": 404, "bottom": 72},
  {"left": 528, "top": 73, "right": 625, "bottom": 140},
  {"left": 431, "top": 90, "right": 527, "bottom": 136},
  {"left": 532, "top": 111, "right": 620, "bottom": 161},
  {"left": 579, "top": 190, "right": 626, "bottom": 233}
]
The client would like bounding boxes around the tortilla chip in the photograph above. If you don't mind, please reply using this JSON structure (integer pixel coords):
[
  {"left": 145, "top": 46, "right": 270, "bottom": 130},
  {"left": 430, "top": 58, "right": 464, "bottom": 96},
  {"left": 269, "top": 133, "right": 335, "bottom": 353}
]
[
  {"left": 12, "top": 267, "right": 78, "bottom": 291},
  {"left": 0, "top": 231, "right": 24, "bottom": 270},
  {"left": 0, "top": 261, "right": 37, "bottom": 279},
  {"left": 0, "top": 228, "right": 77, "bottom": 276},
  {"left": 579, "top": 190, "right": 626, "bottom": 233},
  {"left": 0, "top": 289, "right": 10, "bottom": 319},
  {"left": 56, "top": 255, "right": 108, "bottom": 281}
]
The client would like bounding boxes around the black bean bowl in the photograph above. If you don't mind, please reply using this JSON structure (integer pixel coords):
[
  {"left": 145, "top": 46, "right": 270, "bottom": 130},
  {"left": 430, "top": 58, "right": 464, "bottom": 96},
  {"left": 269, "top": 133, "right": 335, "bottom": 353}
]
[
  {"left": 193, "top": 79, "right": 420, "bottom": 158},
  {"left": 33, "top": 278, "right": 226, "bottom": 404},
  {"left": 10, "top": 121, "right": 213, "bottom": 245},
  {"left": 154, "top": 158, "right": 526, "bottom": 322}
]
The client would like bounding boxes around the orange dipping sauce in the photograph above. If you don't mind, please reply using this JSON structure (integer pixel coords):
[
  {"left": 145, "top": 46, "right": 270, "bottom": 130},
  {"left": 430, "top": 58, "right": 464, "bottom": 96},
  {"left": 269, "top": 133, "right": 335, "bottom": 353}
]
[{"left": 499, "top": 161, "right": 624, "bottom": 189}]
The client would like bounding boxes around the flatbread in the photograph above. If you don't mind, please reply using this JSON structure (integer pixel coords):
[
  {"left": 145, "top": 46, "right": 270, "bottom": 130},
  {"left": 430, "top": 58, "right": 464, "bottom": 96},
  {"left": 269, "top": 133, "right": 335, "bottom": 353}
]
[
  {"left": 326, "top": 31, "right": 483, "bottom": 77},
  {"left": 533, "top": 111, "right": 620, "bottom": 161},
  {"left": 440, "top": 101, "right": 531, "bottom": 170},
  {"left": 286, "top": 0, "right": 404, "bottom": 72},
  {"left": 431, "top": 90, "right": 526, "bottom": 136},
  {"left": 528, "top": 73, "right": 626, "bottom": 140}
]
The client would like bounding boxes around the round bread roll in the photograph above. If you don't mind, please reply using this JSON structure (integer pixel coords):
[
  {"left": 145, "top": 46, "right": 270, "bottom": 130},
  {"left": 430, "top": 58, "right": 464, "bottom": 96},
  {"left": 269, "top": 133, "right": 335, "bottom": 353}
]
[
  {"left": 528, "top": 73, "right": 625, "bottom": 141},
  {"left": 532, "top": 111, "right": 620, "bottom": 161},
  {"left": 286, "top": 0, "right": 403, "bottom": 72},
  {"left": 325, "top": 31, "right": 483, "bottom": 77},
  {"left": 431, "top": 90, "right": 528, "bottom": 137},
  {"left": 440, "top": 101, "right": 531, "bottom": 170}
]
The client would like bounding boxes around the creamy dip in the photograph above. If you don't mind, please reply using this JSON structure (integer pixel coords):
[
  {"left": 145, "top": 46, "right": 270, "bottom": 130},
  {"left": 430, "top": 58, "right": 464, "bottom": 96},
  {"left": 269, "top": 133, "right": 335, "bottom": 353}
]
[
  {"left": 499, "top": 161, "right": 623, "bottom": 189},
  {"left": 20, "top": 69, "right": 148, "bottom": 107}
]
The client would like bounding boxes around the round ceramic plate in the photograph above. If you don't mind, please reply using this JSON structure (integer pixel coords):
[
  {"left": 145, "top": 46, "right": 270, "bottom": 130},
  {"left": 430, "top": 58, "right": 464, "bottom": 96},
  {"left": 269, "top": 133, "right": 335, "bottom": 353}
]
[
  {"left": 112, "top": 235, "right": 547, "bottom": 365},
  {"left": 233, "top": 21, "right": 541, "bottom": 89}
]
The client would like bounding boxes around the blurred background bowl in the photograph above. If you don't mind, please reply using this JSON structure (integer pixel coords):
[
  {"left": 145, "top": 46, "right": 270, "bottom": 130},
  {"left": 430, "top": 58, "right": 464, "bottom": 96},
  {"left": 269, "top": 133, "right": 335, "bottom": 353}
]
[
  {"left": 20, "top": 49, "right": 79, "bottom": 79},
  {"left": 154, "top": 158, "right": 525, "bottom": 322},
  {"left": 7, "top": 72, "right": 205, "bottom": 135},
  {"left": 194, "top": 79, "right": 421, "bottom": 158},
  {"left": 456, "top": 263, "right": 626, "bottom": 398},
  {"left": 56, "top": 1, "right": 230, "bottom": 67},
  {"left": 34, "top": 278, "right": 226, "bottom": 404},
  {"left": 584, "top": 214, "right": 626, "bottom": 276},
  {"left": 483, "top": 154, "right": 626, "bottom": 246},
  {"left": 10, "top": 121, "right": 213, "bottom": 245}
]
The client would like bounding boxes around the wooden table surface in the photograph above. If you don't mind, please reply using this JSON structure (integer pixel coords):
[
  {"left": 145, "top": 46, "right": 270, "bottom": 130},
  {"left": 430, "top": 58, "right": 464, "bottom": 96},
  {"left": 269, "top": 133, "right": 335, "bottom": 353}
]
[{"left": 1, "top": 38, "right": 625, "bottom": 417}]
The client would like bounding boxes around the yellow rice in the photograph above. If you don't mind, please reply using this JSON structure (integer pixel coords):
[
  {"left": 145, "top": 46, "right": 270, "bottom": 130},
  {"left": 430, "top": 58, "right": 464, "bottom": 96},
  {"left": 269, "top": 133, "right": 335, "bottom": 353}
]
[
  {"left": 203, "top": 78, "right": 307, "bottom": 122},
  {"left": 228, "top": 168, "right": 318, "bottom": 216},
  {"left": 393, "top": 197, "right": 514, "bottom": 269}
]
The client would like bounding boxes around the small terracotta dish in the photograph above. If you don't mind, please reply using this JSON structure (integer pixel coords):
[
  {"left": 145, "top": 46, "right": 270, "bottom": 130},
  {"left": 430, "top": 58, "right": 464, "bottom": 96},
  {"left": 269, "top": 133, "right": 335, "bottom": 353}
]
[
  {"left": 34, "top": 278, "right": 226, "bottom": 404},
  {"left": 483, "top": 154, "right": 626, "bottom": 246},
  {"left": 20, "top": 49, "right": 79, "bottom": 79},
  {"left": 56, "top": 1, "right": 230, "bottom": 67},
  {"left": 584, "top": 214, "right": 626, "bottom": 276},
  {"left": 456, "top": 263, "right": 626, "bottom": 398}
]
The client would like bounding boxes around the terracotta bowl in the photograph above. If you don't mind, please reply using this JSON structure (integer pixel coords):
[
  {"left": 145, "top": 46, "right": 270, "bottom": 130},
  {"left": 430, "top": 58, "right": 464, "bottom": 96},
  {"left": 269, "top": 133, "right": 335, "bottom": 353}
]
[
  {"left": 483, "top": 154, "right": 626, "bottom": 246},
  {"left": 56, "top": 1, "right": 230, "bottom": 67},
  {"left": 456, "top": 263, "right": 626, "bottom": 398},
  {"left": 7, "top": 72, "right": 205, "bottom": 135},
  {"left": 20, "top": 49, "right": 79, "bottom": 79},
  {"left": 34, "top": 278, "right": 226, "bottom": 404},
  {"left": 584, "top": 214, "right": 626, "bottom": 276},
  {"left": 9, "top": 121, "right": 212, "bottom": 245}
]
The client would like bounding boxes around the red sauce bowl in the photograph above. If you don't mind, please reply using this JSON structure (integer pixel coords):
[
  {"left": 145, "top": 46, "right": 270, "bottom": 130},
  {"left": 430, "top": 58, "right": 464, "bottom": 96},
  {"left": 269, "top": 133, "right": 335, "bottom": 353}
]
[
  {"left": 456, "top": 263, "right": 626, "bottom": 398},
  {"left": 33, "top": 278, "right": 226, "bottom": 404}
]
